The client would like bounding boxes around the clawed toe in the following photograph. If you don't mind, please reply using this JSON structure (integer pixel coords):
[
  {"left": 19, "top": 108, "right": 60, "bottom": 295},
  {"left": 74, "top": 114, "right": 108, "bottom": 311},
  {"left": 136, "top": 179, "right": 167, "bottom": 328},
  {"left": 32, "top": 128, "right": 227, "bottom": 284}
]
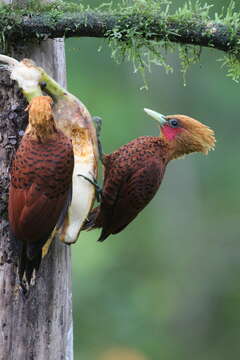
[{"left": 78, "top": 174, "right": 102, "bottom": 202}]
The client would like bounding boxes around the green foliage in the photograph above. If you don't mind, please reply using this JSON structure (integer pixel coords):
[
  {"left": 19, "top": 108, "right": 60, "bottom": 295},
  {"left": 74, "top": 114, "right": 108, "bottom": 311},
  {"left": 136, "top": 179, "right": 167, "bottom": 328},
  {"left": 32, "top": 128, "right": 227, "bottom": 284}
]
[
  {"left": 178, "top": 45, "right": 202, "bottom": 86},
  {"left": 99, "top": 0, "right": 240, "bottom": 84},
  {"left": 103, "top": 0, "right": 174, "bottom": 88},
  {"left": 219, "top": 53, "right": 240, "bottom": 82},
  {"left": 0, "top": 0, "right": 240, "bottom": 83},
  {"left": 0, "top": 0, "right": 85, "bottom": 51},
  {"left": 218, "top": 1, "right": 240, "bottom": 81},
  {"left": 174, "top": 0, "right": 213, "bottom": 21}
]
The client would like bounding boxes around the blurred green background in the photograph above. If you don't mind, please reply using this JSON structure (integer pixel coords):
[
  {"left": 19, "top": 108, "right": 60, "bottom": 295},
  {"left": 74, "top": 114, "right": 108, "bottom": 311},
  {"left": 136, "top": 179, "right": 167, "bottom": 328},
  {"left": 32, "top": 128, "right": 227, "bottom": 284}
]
[{"left": 65, "top": 0, "right": 240, "bottom": 359}]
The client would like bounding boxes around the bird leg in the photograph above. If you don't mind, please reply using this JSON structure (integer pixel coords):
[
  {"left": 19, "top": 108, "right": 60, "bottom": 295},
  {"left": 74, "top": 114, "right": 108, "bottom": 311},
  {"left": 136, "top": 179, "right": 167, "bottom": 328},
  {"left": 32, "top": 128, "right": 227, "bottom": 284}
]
[
  {"left": 78, "top": 173, "right": 102, "bottom": 202},
  {"left": 92, "top": 116, "right": 105, "bottom": 164}
]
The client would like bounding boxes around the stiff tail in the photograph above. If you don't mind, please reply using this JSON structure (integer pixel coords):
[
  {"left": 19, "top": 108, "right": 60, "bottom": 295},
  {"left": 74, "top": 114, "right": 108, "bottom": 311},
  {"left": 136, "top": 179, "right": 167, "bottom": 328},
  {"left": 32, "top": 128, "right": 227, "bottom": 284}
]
[
  {"left": 82, "top": 206, "right": 111, "bottom": 242},
  {"left": 82, "top": 206, "right": 102, "bottom": 231},
  {"left": 97, "top": 228, "right": 110, "bottom": 242},
  {"left": 18, "top": 244, "right": 42, "bottom": 285}
]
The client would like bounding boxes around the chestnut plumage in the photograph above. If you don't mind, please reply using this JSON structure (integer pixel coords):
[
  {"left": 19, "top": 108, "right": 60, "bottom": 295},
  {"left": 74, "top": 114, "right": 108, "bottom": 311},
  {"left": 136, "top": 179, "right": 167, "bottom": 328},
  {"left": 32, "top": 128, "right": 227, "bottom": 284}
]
[
  {"left": 83, "top": 110, "right": 215, "bottom": 242},
  {"left": 8, "top": 96, "right": 74, "bottom": 284}
]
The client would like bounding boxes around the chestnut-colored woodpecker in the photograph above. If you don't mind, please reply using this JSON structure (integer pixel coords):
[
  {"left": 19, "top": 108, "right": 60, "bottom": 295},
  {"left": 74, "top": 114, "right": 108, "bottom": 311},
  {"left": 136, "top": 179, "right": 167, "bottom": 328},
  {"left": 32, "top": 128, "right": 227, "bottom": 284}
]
[
  {"left": 0, "top": 54, "right": 99, "bottom": 245},
  {"left": 83, "top": 109, "right": 216, "bottom": 242},
  {"left": 8, "top": 96, "right": 74, "bottom": 283}
]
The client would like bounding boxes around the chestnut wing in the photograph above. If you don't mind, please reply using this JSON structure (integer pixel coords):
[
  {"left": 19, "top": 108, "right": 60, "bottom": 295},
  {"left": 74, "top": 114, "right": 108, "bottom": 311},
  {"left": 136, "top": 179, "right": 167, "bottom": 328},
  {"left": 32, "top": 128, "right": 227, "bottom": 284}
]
[
  {"left": 8, "top": 185, "right": 71, "bottom": 249},
  {"left": 99, "top": 158, "right": 166, "bottom": 241},
  {"left": 8, "top": 134, "right": 74, "bottom": 253}
]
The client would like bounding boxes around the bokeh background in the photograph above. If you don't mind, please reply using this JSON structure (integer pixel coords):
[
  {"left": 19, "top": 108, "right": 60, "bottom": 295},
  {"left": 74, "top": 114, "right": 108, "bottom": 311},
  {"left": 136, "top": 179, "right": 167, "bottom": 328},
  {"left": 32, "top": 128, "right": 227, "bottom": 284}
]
[{"left": 65, "top": 0, "right": 240, "bottom": 359}]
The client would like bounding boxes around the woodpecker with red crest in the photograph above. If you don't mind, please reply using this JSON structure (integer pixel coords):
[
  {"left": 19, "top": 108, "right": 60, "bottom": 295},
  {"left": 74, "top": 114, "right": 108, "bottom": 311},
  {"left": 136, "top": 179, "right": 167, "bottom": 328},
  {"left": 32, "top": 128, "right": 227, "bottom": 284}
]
[
  {"left": 8, "top": 96, "right": 74, "bottom": 284},
  {"left": 83, "top": 109, "right": 215, "bottom": 241}
]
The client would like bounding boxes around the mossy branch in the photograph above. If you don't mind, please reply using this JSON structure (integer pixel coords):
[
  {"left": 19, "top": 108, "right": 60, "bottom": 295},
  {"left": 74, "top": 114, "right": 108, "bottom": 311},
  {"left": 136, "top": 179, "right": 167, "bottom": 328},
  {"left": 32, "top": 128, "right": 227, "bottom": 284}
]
[
  {"left": 1, "top": 0, "right": 240, "bottom": 82},
  {"left": 1, "top": 13, "right": 237, "bottom": 53}
]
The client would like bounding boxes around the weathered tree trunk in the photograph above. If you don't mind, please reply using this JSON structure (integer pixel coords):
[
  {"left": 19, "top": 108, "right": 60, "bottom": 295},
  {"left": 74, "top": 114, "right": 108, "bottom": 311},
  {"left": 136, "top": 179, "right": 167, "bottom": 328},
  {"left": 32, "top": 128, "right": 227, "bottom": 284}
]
[{"left": 0, "top": 1, "right": 73, "bottom": 359}]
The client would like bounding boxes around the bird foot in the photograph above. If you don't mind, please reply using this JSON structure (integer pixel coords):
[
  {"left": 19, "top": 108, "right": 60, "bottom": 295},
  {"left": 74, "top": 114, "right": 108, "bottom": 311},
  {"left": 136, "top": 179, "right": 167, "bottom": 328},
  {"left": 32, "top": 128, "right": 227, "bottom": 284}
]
[{"left": 78, "top": 174, "right": 102, "bottom": 202}]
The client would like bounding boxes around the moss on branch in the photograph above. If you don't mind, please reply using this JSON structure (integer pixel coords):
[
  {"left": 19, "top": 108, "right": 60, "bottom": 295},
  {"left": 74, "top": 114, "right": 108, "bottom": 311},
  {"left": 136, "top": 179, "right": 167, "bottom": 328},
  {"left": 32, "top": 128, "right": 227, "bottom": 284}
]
[{"left": 0, "top": 0, "right": 240, "bottom": 82}]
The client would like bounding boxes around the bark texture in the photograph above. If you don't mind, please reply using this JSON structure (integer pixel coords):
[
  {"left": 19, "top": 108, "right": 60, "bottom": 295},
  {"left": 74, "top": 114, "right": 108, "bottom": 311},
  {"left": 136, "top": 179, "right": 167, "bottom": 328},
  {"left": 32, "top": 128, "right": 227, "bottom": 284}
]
[{"left": 0, "top": 1, "right": 73, "bottom": 360}]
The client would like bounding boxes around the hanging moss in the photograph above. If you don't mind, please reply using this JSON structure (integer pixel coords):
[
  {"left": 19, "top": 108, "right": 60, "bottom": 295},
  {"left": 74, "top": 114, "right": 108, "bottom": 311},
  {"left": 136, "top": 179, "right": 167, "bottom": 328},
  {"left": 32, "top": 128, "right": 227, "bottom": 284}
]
[
  {"left": 0, "top": 0, "right": 240, "bottom": 84},
  {"left": 102, "top": 0, "right": 240, "bottom": 84}
]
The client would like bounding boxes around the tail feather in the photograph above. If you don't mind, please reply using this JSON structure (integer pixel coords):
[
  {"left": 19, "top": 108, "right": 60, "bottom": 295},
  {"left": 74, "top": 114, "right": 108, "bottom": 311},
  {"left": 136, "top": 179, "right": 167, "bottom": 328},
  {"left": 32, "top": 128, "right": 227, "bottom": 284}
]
[
  {"left": 82, "top": 206, "right": 102, "bottom": 231},
  {"left": 83, "top": 206, "right": 112, "bottom": 242},
  {"left": 25, "top": 254, "right": 42, "bottom": 285},
  {"left": 97, "top": 228, "right": 110, "bottom": 242},
  {"left": 19, "top": 244, "right": 42, "bottom": 285}
]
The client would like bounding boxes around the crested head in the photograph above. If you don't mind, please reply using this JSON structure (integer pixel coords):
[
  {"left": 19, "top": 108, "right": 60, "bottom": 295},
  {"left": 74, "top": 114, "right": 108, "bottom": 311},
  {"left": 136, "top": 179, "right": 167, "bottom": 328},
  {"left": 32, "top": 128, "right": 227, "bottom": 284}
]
[
  {"left": 26, "top": 96, "right": 57, "bottom": 142},
  {"left": 144, "top": 109, "right": 215, "bottom": 161},
  {"left": 162, "top": 115, "right": 215, "bottom": 160}
]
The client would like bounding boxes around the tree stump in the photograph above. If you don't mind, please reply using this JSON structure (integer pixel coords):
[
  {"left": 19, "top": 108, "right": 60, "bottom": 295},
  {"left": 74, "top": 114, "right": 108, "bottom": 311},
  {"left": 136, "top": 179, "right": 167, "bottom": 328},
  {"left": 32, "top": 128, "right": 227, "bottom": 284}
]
[{"left": 0, "top": 2, "right": 73, "bottom": 359}]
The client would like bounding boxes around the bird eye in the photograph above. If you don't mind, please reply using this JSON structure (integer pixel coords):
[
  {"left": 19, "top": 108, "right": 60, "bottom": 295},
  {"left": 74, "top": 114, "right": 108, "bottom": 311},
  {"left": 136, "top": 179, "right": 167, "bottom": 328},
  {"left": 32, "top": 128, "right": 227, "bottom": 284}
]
[{"left": 169, "top": 119, "right": 179, "bottom": 128}]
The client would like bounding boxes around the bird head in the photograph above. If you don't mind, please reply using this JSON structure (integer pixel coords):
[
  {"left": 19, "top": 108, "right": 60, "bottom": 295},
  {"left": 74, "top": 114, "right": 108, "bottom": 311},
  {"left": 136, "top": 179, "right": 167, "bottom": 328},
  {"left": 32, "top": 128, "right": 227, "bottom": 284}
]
[
  {"left": 26, "top": 96, "right": 57, "bottom": 142},
  {"left": 144, "top": 108, "right": 215, "bottom": 160}
]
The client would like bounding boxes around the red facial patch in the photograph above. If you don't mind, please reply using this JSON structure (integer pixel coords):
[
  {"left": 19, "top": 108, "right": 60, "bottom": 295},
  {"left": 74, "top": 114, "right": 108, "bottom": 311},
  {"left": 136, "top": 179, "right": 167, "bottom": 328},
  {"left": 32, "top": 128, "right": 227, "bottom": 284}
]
[{"left": 162, "top": 125, "right": 183, "bottom": 141}]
